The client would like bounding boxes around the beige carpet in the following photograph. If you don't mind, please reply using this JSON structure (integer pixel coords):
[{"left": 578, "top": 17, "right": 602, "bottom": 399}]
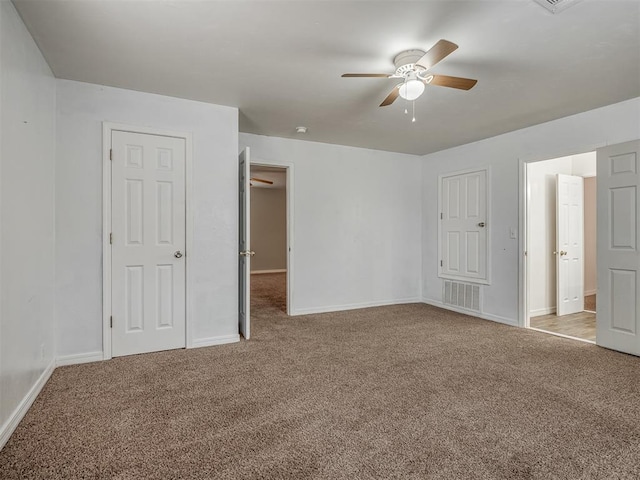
[{"left": 1, "top": 277, "right": 639, "bottom": 479}]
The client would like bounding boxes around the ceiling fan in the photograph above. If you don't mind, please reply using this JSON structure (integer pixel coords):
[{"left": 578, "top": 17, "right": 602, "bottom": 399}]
[
  {"left": 342, "top": 39, "right": 477, "bottom": 107},
  {"left": 250, "top": 177, "right": 273, "bottom": 187}
]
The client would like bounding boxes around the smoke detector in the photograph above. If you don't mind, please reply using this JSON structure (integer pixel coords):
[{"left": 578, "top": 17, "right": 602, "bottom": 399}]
[{"left": 533, "top": 0, "right": 583, "bottom": 14}]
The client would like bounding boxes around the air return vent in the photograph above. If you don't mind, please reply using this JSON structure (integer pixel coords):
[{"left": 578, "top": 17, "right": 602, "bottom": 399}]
[
  {"left": 443, "top": 280, "right": 481, "bottom": 312},
  {"left": 533, "top": 0, "right": 583, "bottom": 14}
]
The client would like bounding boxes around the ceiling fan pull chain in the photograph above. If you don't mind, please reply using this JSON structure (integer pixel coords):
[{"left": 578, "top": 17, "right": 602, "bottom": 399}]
[
  {"left": 404, "top": 78, "right": 409, "bottom": 114},
  {"left": 412, "top": 100, "right": 416, "bottom": 123}
]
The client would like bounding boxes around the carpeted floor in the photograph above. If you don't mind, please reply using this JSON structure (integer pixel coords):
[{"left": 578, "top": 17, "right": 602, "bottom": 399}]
[{"left": 1, "top": 276, "right": 639, "bottom": 479}]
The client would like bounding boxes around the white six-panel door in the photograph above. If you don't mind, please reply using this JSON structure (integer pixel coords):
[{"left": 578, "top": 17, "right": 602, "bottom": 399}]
[
  {"left": 556, "top": 174, "right": 584, "bottom": 316},
  {"left": 440, "top": 170, "right": 488, "bottom": 283},
  {"left": 596, "top": 140, "right": 640, "bottom": 356},
  {"left": 111, "top": 131, "right": 186, "bottom": 357}
]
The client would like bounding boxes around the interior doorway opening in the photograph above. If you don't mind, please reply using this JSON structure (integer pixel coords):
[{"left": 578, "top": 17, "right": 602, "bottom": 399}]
[
  {"left": 249, "top": 164, "right": 290, "bottom": 319},
  {"left": 525, "top": 152, "right": 597, "bottom": 343}
]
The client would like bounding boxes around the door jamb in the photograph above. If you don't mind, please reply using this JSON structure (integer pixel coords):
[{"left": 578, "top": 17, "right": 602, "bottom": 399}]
[
  {"left": 249, "top": 157, "right": 294, "bottom": 316},
  {"left": 102, "top": 122, "right": 194, "bottom": 360}
]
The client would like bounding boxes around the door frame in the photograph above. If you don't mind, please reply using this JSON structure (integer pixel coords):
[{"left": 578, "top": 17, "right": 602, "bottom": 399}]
[
  {"left": 250, "top": 157, "right": 294, "bottom": 316},
  {"left": 518, "top": 144, "right": 603, "bottom": 333},
  {"left": 102, "top": 122, "right": 194, "bottom": 360}
]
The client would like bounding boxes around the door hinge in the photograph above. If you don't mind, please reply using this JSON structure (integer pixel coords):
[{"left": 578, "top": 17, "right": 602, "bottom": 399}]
[
  {"left": 110, "top": 149, "right": 113, "bottom": 161},
  {"left": 440, "top": 260, "right": 443, "bottom": 267},
  {"left": 440, "top": 213, "right": 443, "bottom": 219},
  {"left": 110, "top": 316, "right": 113, "bottom": 328},
  {"left": 109, "top": 233, "right": 113, "bottom": 244}
]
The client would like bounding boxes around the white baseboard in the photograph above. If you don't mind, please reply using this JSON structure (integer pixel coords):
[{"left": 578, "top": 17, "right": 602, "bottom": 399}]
[
  {"left": 529, "top": 306, "right": 556, "bottom": 317},
  {"left": 251, "top": 269, "right": 286, "bottom": 274},
  {"left": 292, "top": 297, "right": 421, "bottom": 316},
  {"left": 56, "top": 351, "right": 104, "bottom": 367},
  {"left": 191, "top": 334, "right": 240, "bottom": 348},
  {"left": 0, "top": 359, "right": 55, "bottom": 451},
  {"left": 585, "top": 289, "right": 596, "bottom": 296},
  {"left": 422, "top": 299, "right": 518, "bottom": 327}
]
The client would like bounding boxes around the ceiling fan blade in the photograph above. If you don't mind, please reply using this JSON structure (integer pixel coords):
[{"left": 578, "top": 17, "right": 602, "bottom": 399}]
[
  {"left": 379, "top": 86, "right": 400, "bottom": 107},
  {"left": 341, "top": 73, "right": 391, "bottom": 78},
  {"left": 415, "top": 39, "right": 458, "bottom": 70},
  {"left": 250, "top": 177, "right": 274, "bottom": 185},
  {"left": 428, "top": 74, "right": 477, "bottom": 90}
]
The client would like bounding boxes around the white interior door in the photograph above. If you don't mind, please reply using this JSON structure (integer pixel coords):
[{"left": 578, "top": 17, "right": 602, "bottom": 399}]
[
  {"left": 556, "top": 174, "right": 584, "bottom": 316},
  {"left": 239, "top": 148, "right": 252, "bottom": 339},
  {"left": 440, "top": 170, "right": 488, "bottom": 282},
  {"left": 111, "top": 131, "right": 186, "bottom": 357},
  {"left": 596, "top": 140, "right": 640, "bottom": 356}
]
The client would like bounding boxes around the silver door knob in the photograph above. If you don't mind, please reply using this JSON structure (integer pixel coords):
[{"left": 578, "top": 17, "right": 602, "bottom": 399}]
[
  {"left": 239, "top": 250, "right": 255, "bottom": 257},
  {"left": 478, "top": 222, "right": 486, "bottom": 227},
  {"left": 174, "top": 251, "right": 183, "bottom": 258},
  {"left": 560, "top": 250, "right": 567, "bottom": 256}
]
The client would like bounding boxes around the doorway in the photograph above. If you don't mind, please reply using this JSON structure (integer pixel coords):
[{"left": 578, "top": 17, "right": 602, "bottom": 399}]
[
  {"left": 524, "top": 152, "right": 596, "bottom": 342},
  {"left": 238, "top": 154, "right": 294, "bottom": 341},
  {"left": 249, "top": 165, "right": 288, "bottom": 318}
]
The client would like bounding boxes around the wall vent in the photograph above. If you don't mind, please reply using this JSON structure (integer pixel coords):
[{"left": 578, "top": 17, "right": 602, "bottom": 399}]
[
  {"left": 533, "top": 0, "right": 583, "bottom": 14},
  {"left": 443, "top": 280, "right": 481, "bottom": 312}
]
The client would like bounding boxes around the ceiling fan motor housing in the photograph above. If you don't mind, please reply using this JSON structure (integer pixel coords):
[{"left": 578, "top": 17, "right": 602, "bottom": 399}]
[{"left": 393, "top": 49, "right": 427, "bottom": 75}]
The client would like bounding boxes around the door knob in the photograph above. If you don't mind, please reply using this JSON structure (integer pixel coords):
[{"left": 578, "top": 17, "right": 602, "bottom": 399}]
[
  {"left": 560, "top": 250, "right": 567, "bottom": 256},
  {"left": 174, "top": 251, "right": 183, "bottom": 258},
  {"left": 478, "top": 222, "right": 486, "bottom": 227}
]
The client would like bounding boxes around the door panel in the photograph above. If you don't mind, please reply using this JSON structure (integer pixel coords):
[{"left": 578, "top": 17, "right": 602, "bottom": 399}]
[
  {"left": 440, "top": 170, "right": 488, "bottom": 282},
  {"left": 597, "top": 140, "right": 640, "bottom": 356},
  {"left": 556, "top": 174, "right": 584, "bottom": 316},
  {"left": 111, "top": 131, "right": 186, "bottom": 357},
  {"left": 239, "top": 148, "right": 251, "bottom": 339}
]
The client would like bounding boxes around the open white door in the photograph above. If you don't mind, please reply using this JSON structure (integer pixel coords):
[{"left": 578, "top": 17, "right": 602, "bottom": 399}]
[
  {"left": 556, "top": 174, "right": 585, "bottom": 316},
  {"left": 239, "top": 148, "right": 253, "bottom": 339},
  {"left": 596, "top": 140, "right": 640, "bottom": 356}
]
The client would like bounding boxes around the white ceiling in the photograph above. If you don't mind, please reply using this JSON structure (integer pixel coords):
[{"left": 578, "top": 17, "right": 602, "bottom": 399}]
[{"left": 13, "top": 0, "right": 640, "bottom": 155}]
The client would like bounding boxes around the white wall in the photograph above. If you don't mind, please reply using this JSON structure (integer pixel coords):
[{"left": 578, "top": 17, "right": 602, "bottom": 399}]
[
  {"left": 240, "top": 133, "right": 422, "bottom": 314},
  {"left": 251, "top": 187, "right": 287, "bottom": 272},
  {"left": 422, "top": 97, "right": 640, "bottom": 325},
  {"left": 56, "top": 80, "right": 238, "bottom": 357},
  {"left": 572, "top": 152, "right": 597, "bottom": 177},
  {"left": 0, "top": 0, "right": 56, "bottom": 438},
  {"left": 527, "top": 156, "right": 573, "bottom": 316}
]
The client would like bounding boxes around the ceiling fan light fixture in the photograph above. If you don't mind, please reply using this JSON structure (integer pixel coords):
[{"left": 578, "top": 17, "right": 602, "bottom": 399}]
[{"left": 398, "top": 79, "right": 425, "bottom": 101}]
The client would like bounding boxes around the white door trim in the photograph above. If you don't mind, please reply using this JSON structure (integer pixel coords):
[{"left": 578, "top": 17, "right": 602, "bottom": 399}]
[
  {"left": 250, "top": 157, "right": 294, "bottom": 316},
  {"left": 102, "top": 122, "right": 193, "bottom": 360}
]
